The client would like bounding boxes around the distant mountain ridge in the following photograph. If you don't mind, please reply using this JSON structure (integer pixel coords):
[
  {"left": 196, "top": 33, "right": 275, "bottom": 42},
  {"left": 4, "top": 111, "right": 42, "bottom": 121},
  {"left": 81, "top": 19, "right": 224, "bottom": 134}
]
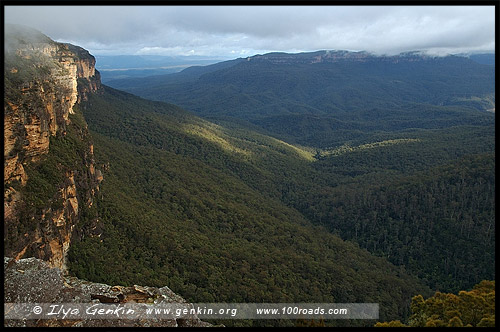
[
  {"left": 245, "top": 50, "right": 449, "bottom": 64},
  {"left": 107, "top": 49, "right": 494, "bottom": 148},
  {"left": 96, "top": 50, "right": 494, "bottom": 83},
  {"left": 107, "top": 49, "right": 491, "bottom": 82}
]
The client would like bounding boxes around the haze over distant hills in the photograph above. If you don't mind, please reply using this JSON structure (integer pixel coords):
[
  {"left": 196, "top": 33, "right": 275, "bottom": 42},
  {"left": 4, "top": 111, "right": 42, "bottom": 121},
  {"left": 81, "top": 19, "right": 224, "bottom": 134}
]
[
  {"left": 98, "top": 50, "right": 494, "bottom": 85},
  {"left": 467, "top": 53, "right": 495, "bottom": 66},
  {"left": 107, "top": 50, "right": 495, "bottom": 147},
  {"left": 95, "top": 55, "right": 228, "bottom": 82}
]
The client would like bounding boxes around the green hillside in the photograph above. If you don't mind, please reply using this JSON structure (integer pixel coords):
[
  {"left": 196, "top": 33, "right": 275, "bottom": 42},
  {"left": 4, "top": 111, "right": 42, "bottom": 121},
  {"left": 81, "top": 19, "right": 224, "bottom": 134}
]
[
  {"left": 104, "top": 53, "right": 494, "bottom": 295},
  {"left": 67, "top": 86, "right": 434, "bottom": 326},
  {"left": 300, "top": 152, "right": 495, "bottom": 293},
  {"left": 63, "top": 82, "right": 496, "bottom": 326}
]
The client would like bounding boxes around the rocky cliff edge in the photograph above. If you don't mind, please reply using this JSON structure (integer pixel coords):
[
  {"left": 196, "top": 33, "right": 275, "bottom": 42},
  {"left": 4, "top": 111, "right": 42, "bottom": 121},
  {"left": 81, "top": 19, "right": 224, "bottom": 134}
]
[
  {"left": 4, "top": 257, "right": 212, "bottom": 327},
  {"left": 4, "top": 24, "right": 103, "bottom": 270}
]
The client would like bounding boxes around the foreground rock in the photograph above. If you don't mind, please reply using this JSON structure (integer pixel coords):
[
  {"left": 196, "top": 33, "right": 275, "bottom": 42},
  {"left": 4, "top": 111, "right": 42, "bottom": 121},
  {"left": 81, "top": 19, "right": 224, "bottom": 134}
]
[{"left": 4, "top": 257, "right": 212, "bottom": 327}]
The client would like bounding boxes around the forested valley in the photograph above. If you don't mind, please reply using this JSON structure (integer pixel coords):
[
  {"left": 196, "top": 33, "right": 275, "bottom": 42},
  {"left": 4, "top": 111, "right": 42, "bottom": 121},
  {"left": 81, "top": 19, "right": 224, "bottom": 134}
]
[{"left": 16, "top": 49, "right": 494, "bottom": 327}]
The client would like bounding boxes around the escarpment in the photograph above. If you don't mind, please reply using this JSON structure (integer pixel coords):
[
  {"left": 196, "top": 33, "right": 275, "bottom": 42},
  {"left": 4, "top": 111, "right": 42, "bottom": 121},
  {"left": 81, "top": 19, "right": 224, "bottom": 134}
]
[
  {"left": 4, "top": 26, "right": 213, "bottom": 328},
  {"left": 65, "top": 43, "right": 102, "bottom": 102},
  {"left": 4, "top": 24, "right": 103, "bottom": 270}
]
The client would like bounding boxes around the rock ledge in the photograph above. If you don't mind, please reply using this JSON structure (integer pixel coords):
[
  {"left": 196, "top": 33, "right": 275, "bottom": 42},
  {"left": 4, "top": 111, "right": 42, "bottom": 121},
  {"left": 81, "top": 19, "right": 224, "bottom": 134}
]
[{"left": 4, "top": 257, "right": 212, "bottom": 327}]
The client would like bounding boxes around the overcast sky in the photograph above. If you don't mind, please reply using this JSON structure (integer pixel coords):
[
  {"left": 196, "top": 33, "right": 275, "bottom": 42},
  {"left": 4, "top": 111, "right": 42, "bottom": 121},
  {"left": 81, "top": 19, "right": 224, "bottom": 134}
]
[{"left": 4, "top": 5, "right": 495, "bottom": 58}]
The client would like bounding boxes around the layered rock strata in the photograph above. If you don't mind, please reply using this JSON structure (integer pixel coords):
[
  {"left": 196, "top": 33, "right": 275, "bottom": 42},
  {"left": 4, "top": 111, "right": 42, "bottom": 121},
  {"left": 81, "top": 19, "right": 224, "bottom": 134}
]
[{"left": 4, "top": 24, "right": 102, "bottom": 270}]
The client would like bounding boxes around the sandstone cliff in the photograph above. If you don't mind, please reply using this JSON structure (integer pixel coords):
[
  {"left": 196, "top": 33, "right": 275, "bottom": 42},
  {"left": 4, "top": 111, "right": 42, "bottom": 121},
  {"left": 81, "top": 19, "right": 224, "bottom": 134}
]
[
  {"left": 4, "top": 26, "right": 213, "bottom": 328},
  {"left": 4, "top": 24, "right": 102, "bottom": 270}
]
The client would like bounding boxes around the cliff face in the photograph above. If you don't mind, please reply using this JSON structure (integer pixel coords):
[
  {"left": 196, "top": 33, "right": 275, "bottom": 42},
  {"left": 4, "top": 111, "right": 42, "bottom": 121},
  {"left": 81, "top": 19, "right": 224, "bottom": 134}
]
[
  {"left": 4, "top": 24, "right": 102, "bottom": 270},
  {"left": 66, "top": 43, "right": 102, "bottom": 103},
  {"left": 4, "top": 26, "right": 212, "bottom": 328}
]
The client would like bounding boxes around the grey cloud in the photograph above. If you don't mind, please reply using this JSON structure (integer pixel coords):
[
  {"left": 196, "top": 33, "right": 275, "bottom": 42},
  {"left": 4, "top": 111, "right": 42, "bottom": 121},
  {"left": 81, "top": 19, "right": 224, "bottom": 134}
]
[{"left": 4, "top": 6, "right": 495, "bottom": 57}]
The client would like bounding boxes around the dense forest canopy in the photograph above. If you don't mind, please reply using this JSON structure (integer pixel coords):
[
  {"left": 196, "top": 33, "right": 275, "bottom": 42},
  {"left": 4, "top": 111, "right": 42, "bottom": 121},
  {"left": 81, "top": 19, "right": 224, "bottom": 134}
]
[
  {"left": 64, "top": 78, "right": 494, "bottom": 326},
  {"left": 65, "top": 87, "right": 442, "bottom": 326}
]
